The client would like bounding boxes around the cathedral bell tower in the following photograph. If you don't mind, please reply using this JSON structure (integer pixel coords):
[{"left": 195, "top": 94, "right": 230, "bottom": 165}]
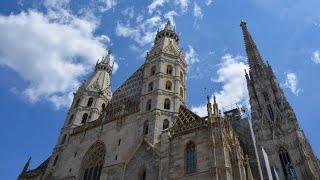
[
  {"left": 46, "top": 50, "right": 114, "bottom": 172},
  {"left": 140, "top": 20, "right": 187, "bottom": 144},
  {"left": 241, "top": 21, "right": 320, "bottom": 179}
]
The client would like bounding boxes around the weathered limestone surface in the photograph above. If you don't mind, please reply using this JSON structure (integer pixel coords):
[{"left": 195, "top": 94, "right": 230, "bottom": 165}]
[{"left": 19, "top": 21, "right": 319, "bottom": 180}]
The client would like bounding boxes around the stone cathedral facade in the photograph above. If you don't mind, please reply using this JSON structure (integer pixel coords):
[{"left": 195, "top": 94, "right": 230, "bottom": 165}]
[{"left": 19, "top": 21, "right": 319, "bottom": 180}]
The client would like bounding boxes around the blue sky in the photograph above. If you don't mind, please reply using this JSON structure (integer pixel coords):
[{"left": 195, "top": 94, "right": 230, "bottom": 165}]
[{"left": 1, "top": 0, "right": 320, "bottom": 179}]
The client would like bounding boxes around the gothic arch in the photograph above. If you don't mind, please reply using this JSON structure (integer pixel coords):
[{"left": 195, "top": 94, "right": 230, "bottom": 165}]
[{"left": 80, "top": 141, "right": 106, "bottom": 180}]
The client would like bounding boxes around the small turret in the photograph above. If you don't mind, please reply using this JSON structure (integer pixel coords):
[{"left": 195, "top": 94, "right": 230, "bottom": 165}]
[
  {"left": 95, "top": 49, "right": 114, "bottom": 74},
  {"left": 154, "top": 19, "right": 179, "bottom": 44}
]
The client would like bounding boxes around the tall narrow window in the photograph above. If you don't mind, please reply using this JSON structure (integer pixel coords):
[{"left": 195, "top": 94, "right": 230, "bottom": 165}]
[
  {"left": 163, "top": 119, "right": 169, "bottom": 130},
  {"left": 180, "top": 87, "right": 184, "bottom": 98},
  {"left": 87, "top": 97, "right": 93, "bottom": 107},
  {"left": 279, "top": 147, "right": 297, "bottom": 179},
  {"left": 166, "top": 65, "right": 173, "bottom": 75},
  {"left": 164, "top": 98, "right": 170, "bottom": 110},
  {"left": 68, "top": 114, "right": 74, "bottom": 124},
  {"left": 53, "top": 155, "right": 59, "bottom": 166},
  {"left": 186, "top": 142, "right": 197, "bottom": 173},
  {"left": 60, "top": 135, "right": 67, "bottom": 145},
  {"left": 180, "top": 71, "right": 183, "bottom": 82},
  {"left": 267, "top": 104, "right": 274, "bottom": 121},
  {"left": 75, "top": 99, "right": 80, "bottom": 107},
  {"left": 101, "top": 103, "right": 105, "bottom": 110},
  {"left": 82, "top": 113, "right": 88, "bottom": 124},
  {"left": 148, "top": 82, "right": 154, "bottom": 92},
  {"left": 143, "top": 121, "right": 149, "bottom": 135},
  {"left": 80, "top": 142, "right": 105, "bottom": 180},
  {"left": 146, "top": 99, "right": 152, "bottom": 111},
  {"left": 150, "top": 66, "right": 156, "bottom": 76},
  {"left": 165, "top": 81, "right": 172, "bottom": 90}
]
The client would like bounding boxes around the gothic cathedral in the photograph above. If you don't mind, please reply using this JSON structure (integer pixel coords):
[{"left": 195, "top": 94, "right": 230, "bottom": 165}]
[{"left": 19, "top": 21, "right": 320, "bottom": 180}]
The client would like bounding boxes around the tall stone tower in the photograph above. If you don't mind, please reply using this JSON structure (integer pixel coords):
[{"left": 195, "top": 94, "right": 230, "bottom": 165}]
[
  {"left": 45, "top": 51, "right": 114, "bottom": 174},
  {"left": 241, "top": 21, "right": 320, "bottom": 179},
  {"left": 141, "top": 20, "right": 187, "bottom": 144}
]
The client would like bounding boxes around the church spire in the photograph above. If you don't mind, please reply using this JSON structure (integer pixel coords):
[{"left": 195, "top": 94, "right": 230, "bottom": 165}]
[
  {"left": 240, "top": 20, "right": 266, "bottom": 72},
  {"left": 20, "top": 157, "right": 31, "bottom": 175}
]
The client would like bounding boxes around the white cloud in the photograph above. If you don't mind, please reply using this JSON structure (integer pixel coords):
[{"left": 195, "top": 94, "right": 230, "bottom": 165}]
[
  {"left": 205, "top": 0, "right": 213, "bottom": 6},
  {"left": 311, "top": 50, "right": 320, "bottom": 64},
  {"left": 0, "top": 8, "right": 117, "bottom": 109},
  {"left": 148, "top": 0, "right": 167, "bottom": 14},
  {"left": 191, "top": 54, "right": 249, "bottom": 116},
  {"left": 95, "top": 0, "right": 117, "bottom": 12},
  {"left": 122, "top": 6, "right": 134, "bottom": 19},
  {"left": 284, "top": 72, "right": 301, "bottom": 96},
  {"left": 193, "top": 2, "right": 203, "bottom": 19},
  {"left": 115, "top": 16, "right": 162, "bottom": 46},
  {"left": 185, "top": 45, "right": 200, "bottom": 65},
  {"left": 175, "top": 0, "right": 190, "bottom": 13},
  {"left": 164, "top": 11, "right": 178, "bottom": 27}
]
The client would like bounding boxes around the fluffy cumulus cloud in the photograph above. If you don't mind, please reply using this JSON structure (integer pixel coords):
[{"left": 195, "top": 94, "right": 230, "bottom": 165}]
[
  {"left": 284, "top": 72, "right": 301, "bottom": 96},
  {"left": 115, "top": 16, "right": 162, "bottom": 46},
  {"left": 191, "top": 54, "right": 249, "bottom": 116},
  {"left": 311, "top": 50, "right": 320, "bottom": 64},
  {"left": 0, "top": 3, "right": 117, "bottom": 109},
  {"left": 185, "top": 45, "right": 200, "bottom": 65}
]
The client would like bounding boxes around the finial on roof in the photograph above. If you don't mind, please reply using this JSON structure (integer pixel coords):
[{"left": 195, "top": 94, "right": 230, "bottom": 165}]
[
  {"left": 214, "top": 96, "right": 217, "bottom": 104},
  {"left": 207, "top": 95, "right": 210, "bottom": 104},
  {"left": 164, "top": 19, "right": 173, "bottom": 30},
  {"left": 240, "top": 20, "right": 247, "bottom": 27},
  {"left": 107, "top": 48, "right": 112, "bottom": 55},
  {"left": 20, "top": 156, "right": 31, "bottom": 175}
]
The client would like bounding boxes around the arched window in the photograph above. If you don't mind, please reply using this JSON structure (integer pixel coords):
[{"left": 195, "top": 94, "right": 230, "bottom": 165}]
[
  {"left": 150, "top": 66, "right": 156, "bottom": 76},
  {"left": 163, "top": 119, "right": 169, "bottom": 130},
  {"left": 68, "top": 114, "right": 74, "bottom": 124},
  {"left": 165, "top": 81, "right": 172, "bottom": 90},
  {"left": 75, "top": 98, "right": 80, "bottom": 107},
  {"left": 180, "top": 87, "right": 184, "bottom": 98},
  {"left": 146, "top": 99, "right": 152, "bottom": 111},
  {"left": 80, "top": 142, "right": 105, "bottom": 180},
  {"left": 166, "top": 65, "right": 173, "bottom": 75},
  {"left": 180, "top": 71, "right": 183, "bottom": 82},
  {"left": 60, "top": 134, "right": 67, "bottom": 145},
  {"left": 87, "top": 97, "right": 93, "bottom": 107},
  {"left": 82, "top": 113, "right": 88, "bottom": 124},
  {"left": 164, "top": 98, "right": 170, "bottom": 110},
  {"left": 143, "top": 121, "right": 149, "bottom": 135},
  {"left": 279, "top": 147, "right": 297, "bottom": 178},
  {"left": 186, "top": 142, "right": 197, "bottom": 173},
  {"left": 148, "top": 82, "right": 154, "bottom": 92},
  {"left": 101, "top": 103, "right": 105, "bottom": 110}
]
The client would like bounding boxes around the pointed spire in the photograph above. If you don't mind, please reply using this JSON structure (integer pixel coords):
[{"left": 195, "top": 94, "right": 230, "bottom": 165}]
[
  {"left": 207, "top": 95, "right": 212, "bottom": 116},
  {"left": 20, "top": 157, "right": 31, "bottom": 175},
  {"left": 95, "top": 48, "right": 113, "bottom": 73},
  {"left": 240, "top": 20, "right": 266, "bottom": 71}
]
